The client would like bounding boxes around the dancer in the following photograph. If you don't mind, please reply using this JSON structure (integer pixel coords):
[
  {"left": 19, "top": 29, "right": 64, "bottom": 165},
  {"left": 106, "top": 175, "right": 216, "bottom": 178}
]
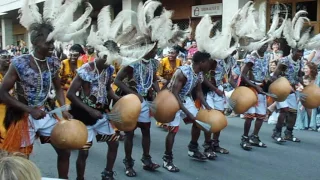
[
  {"left": 271, "top": 10, "right": 320, "bottom": 142},
  {"left": 239, "top": 43, "right": 270, "bottom": 150},
  {"left": 271, "top": 48, "right": 304, "bottom": 142},
  {"left": 0, "top": 0, "right": 92, "bottom": 178},
  {"left": 67, "top": 41, "right": 120, "bottom": 180},
  {"left": 115, "top": 44, "right": 161, "bottom": 177},
  {"left": 162, "top": 51, "right": 212, "bottom": 172}
]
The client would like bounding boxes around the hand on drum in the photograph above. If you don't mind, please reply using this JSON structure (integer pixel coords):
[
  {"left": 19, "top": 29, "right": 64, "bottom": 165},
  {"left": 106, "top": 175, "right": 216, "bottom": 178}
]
[
  {"left": 255, "top": 85, "right": 264, "bottom": 94},
  {"left": 183, "top": 114, "right": 196, "bottom": 124},
  {"left": 89, "top": 109, "right": 103, "bottom": 120},
  {"left": 30, "top": 108, "right": 47, "bottom": 120},
  {"left": 62, "top": 111, "right": 73, "bottom": 120},
  {"left": 136, "top": 94, "right": 144, "bottom": 103},
  {"left": 215, "top": 89, "right": 224, "bottom": 97}
]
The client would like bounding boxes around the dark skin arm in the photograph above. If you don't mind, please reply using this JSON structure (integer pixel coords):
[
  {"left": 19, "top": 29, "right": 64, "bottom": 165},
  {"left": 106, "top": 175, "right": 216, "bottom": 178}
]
[
  {"left": 152, "top": 71, "right": 160, "bottom": 93},
  {"left": 171, "top": 70, "right": 196, "bottom": 121},
  {"left": 67, "top": 75, "right": 103, "bottom": 119},
  {"left": 202, "top": 76, "right": 224, "bottom": 96},
  {"left": 114, "top": 66, "right": 143, "bottom": 102},
  {"left": 0, "top": 65, "right": 34, "bottom": 113},
  {"left": 107, "top": 80, "right": 121, "bottom": 102},
  {"left": 241, "top": 62, "right": 263, "bottom": 93},
  {"left": 52, "top": 71, "right": 72, "bottom": 119},
  {"left": 0, "top": 65, "right": 46, "bottom": 119},
  {"left": 196, "top": 82, "right": 212, "bottom": 110}
]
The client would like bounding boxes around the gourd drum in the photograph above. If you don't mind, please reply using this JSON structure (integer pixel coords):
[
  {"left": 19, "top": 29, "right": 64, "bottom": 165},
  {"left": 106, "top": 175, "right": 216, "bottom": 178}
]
[
  {"left": 151, "top": 89, "right": 180, "bottom": 123},
  {"left": 51, "top": 119, "right": 88, "bottom": 149},
  {"left": 110, "top": 94, "right": 141, "bottom": 131},
  {"left": 301, "top": 84, "right": 320, "bottom": 109},
  {"left": 230, "top": 86, "right": 258, "bottom": 114},
  {"left": 269, "top": 77, "right": 291, "bottom": 102},
  {"left": 196, "top": 109, "right": 228, "bottom": 133}
]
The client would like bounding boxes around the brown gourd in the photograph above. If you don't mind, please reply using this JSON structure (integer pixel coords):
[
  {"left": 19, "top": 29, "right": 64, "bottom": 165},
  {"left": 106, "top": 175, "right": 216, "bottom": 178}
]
[
  {"left": 196, "top": 109, "right": 228, "bottom": 133},
  {"left": 269, "top": 77, "right": 292, "bottom": 102},
  {"left": 230, "top": 86, "right": 258, "bottom": 114},
  {"left": 51, "top": 119, "right": 88, "bottom": 149},
  {"left": 110, "top": 94, "right": 141, "bottom": 131},
  {"left": 301, "top": 84, "right": 320, "bottom": 109},
  {"left": 151, "top": 89, "right": 180, "bottom": 123}
]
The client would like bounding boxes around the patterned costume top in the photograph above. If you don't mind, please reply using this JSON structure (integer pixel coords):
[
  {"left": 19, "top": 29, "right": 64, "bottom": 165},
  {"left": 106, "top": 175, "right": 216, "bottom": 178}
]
[
  {"left": 279, "top": 55, "right": 303, "bottom": 85},
  {"left": 214, "top": 59, "right": 227, "bottom": 86},
  {"left": 244, "top": 52, "right": 269, "bottom": 82},
  {"left": 169, "top": 65, "right": 202, "bottom": 99},
  {"left": 12, "top": 55, "right": 60, "bottom": 107},
  {"left": 77, "top": 62, "right": 114, "bottom": 108},
  {"left": 60, "top": 59, "right": 84, "bottom": 91},
  {"left": 129, "top": 59, "right": 159, "bottom": 97},
  {"left": 157, "top": 57, "right": 182, "bottom": 80}
]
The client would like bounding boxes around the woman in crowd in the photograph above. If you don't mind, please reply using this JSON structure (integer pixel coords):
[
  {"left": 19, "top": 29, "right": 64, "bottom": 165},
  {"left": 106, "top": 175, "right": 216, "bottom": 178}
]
[{"left": 295, "top": 62, "right": 318, "bottom": 130}]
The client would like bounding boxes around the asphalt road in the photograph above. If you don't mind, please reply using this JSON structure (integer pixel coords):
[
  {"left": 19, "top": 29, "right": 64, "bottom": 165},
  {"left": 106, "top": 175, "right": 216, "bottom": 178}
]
[{"left": 31, "top": 117, "right": 320, "bottom": 180}]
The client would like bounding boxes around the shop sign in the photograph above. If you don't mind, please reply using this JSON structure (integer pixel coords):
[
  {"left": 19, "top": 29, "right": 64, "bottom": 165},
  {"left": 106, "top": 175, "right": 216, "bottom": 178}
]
[{"left": 192, "top": 3, "right": 223, "bottom": 17}]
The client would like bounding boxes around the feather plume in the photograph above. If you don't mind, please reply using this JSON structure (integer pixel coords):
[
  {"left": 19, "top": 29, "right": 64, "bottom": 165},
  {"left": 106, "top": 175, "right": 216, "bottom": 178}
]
[
  {"left": 120, "top": 43, "right": 156, "bottom": 60},
  {"left": 115, "top": 25, "right": 138, "bottom": 45},
  {"left": 56, "top": 18, "right": 92, "bottom": 42},
  {"left": 87, "top": 26, "right": 104, "bottom": 48},
  {"left": 148, "top": 9, "right": 174, "bottom": 48},
  {"left": 43, "top": 0, "right": 63, "bottom": 23},
  {"left": 143, "top": 0, "right": 162, "bottom": 23},
  {"left": 137, "top": 1, "right": 149, "bottom": 36},
  {"left": 256, "top": 0, "right": 267, "bottom": 34},
  {"left": 283, "top": 19, "right": 297, "bottom": 48},
  {"left": 240, "top": 38, "right": 271, "bottom": 52},
  {"left": 19, "top": 0, "right": 42, "bottom": 29},
  {"left": 195, "top": 15, "right": 214, "bottom": 52},
  {"left": 297, "top": 27, "right": 312, "bottom": 49},
  {"left": 52, "top": 0, "right": 82, "bottom": 28},
  {"left": 67, "top": 2, "right": 93, "bottom": 33},
  {"left": 97, "top": 6, "right": 112, "bottom": 41},
  {"left": 292, "top": 10, "right": 308, "bottom": 28},
  {"left": 109, "top": 10, "right": 138, "bottom": 40},
  {"left": 293, "top": 16, "right": 310, "bottom": 40},
  {"left": 267, "top": 5, "right": 280, "bottom": 34}
]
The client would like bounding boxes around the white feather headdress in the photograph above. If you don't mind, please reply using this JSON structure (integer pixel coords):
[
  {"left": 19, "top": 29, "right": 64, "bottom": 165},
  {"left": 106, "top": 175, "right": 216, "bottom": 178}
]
[
  {"left": 19, "top": 0, "right": 92, "bottom": 42},
  {"left": 282, "top": 10, "right": 320, "bottom": 50},
  {"left": 87, "top": 1, "right": 190, "bottom": 66},
  {"left": 233, "top": 2, "right": 288, "bottom": 51}
]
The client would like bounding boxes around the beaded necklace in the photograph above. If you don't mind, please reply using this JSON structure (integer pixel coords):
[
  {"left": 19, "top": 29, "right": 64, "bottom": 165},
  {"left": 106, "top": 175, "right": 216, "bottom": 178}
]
[
  {"left": 138, "top": 59, "right": 153, "bottom": 93},
  {"left": 31, "top": 53, "right": 52, "bottom": 106},
  {"left": 94, "top": 60, "right": 108, "bottom": 104}
]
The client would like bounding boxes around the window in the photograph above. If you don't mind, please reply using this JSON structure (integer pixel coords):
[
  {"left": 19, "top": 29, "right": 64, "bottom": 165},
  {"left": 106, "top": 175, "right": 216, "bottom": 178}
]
[{"left": 296, "top": 1, "right": 318, "bottom": 21}]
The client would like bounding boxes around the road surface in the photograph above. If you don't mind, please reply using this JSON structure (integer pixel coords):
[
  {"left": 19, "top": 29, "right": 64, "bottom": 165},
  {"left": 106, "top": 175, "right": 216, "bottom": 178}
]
[{"left": 31, "top": 117, "right": 320, "bottom": 180}]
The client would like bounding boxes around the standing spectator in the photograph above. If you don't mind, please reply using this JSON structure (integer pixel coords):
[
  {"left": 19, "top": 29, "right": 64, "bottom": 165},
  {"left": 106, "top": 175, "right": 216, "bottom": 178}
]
[
  {"left": 187, "top": 41, "right": 198, "bottom": 59},
  {"left": 268, "top": 41, "right": 283, "bottom": 62},
  {"left": 80, "top": 44, "right": 96, "bottom": 63},
  {"left": 20, "top": 42, "right": 29, "bottom": 54}
]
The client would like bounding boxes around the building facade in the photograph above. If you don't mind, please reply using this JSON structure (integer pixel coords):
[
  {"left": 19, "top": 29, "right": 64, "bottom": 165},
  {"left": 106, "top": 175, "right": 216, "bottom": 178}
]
[{"left": 0, "top": 0, "right": 319, "bottom": 50}]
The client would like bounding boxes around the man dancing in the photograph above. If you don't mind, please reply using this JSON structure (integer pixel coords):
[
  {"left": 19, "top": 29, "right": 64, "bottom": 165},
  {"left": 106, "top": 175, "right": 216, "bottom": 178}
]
[
  {"left": 240, "top": 43, "right": 269, "bottom": 150},
  {"left": 163, "top": 51, "right": 212, "bottom": 172},
  {"left": 67, "top": 41, "right": 120, "bottom": 180},
  {"left": 115, "top": 45, "right": 161, "bottom": 177},
  {"left": 271, "top": 48, "right": 304, "bottom": 143},
  {"left": 0, "top": 0, "right": 91, "bottom": 178}
]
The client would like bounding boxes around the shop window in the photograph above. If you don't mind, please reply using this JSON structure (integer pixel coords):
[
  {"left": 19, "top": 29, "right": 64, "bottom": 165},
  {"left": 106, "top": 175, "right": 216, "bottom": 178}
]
[
  {"left": 270, "top": 3, "right": 292, "bottom": 23},
  {"left": 296, "top": 1, "right": 317, "bottom": 21}
]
